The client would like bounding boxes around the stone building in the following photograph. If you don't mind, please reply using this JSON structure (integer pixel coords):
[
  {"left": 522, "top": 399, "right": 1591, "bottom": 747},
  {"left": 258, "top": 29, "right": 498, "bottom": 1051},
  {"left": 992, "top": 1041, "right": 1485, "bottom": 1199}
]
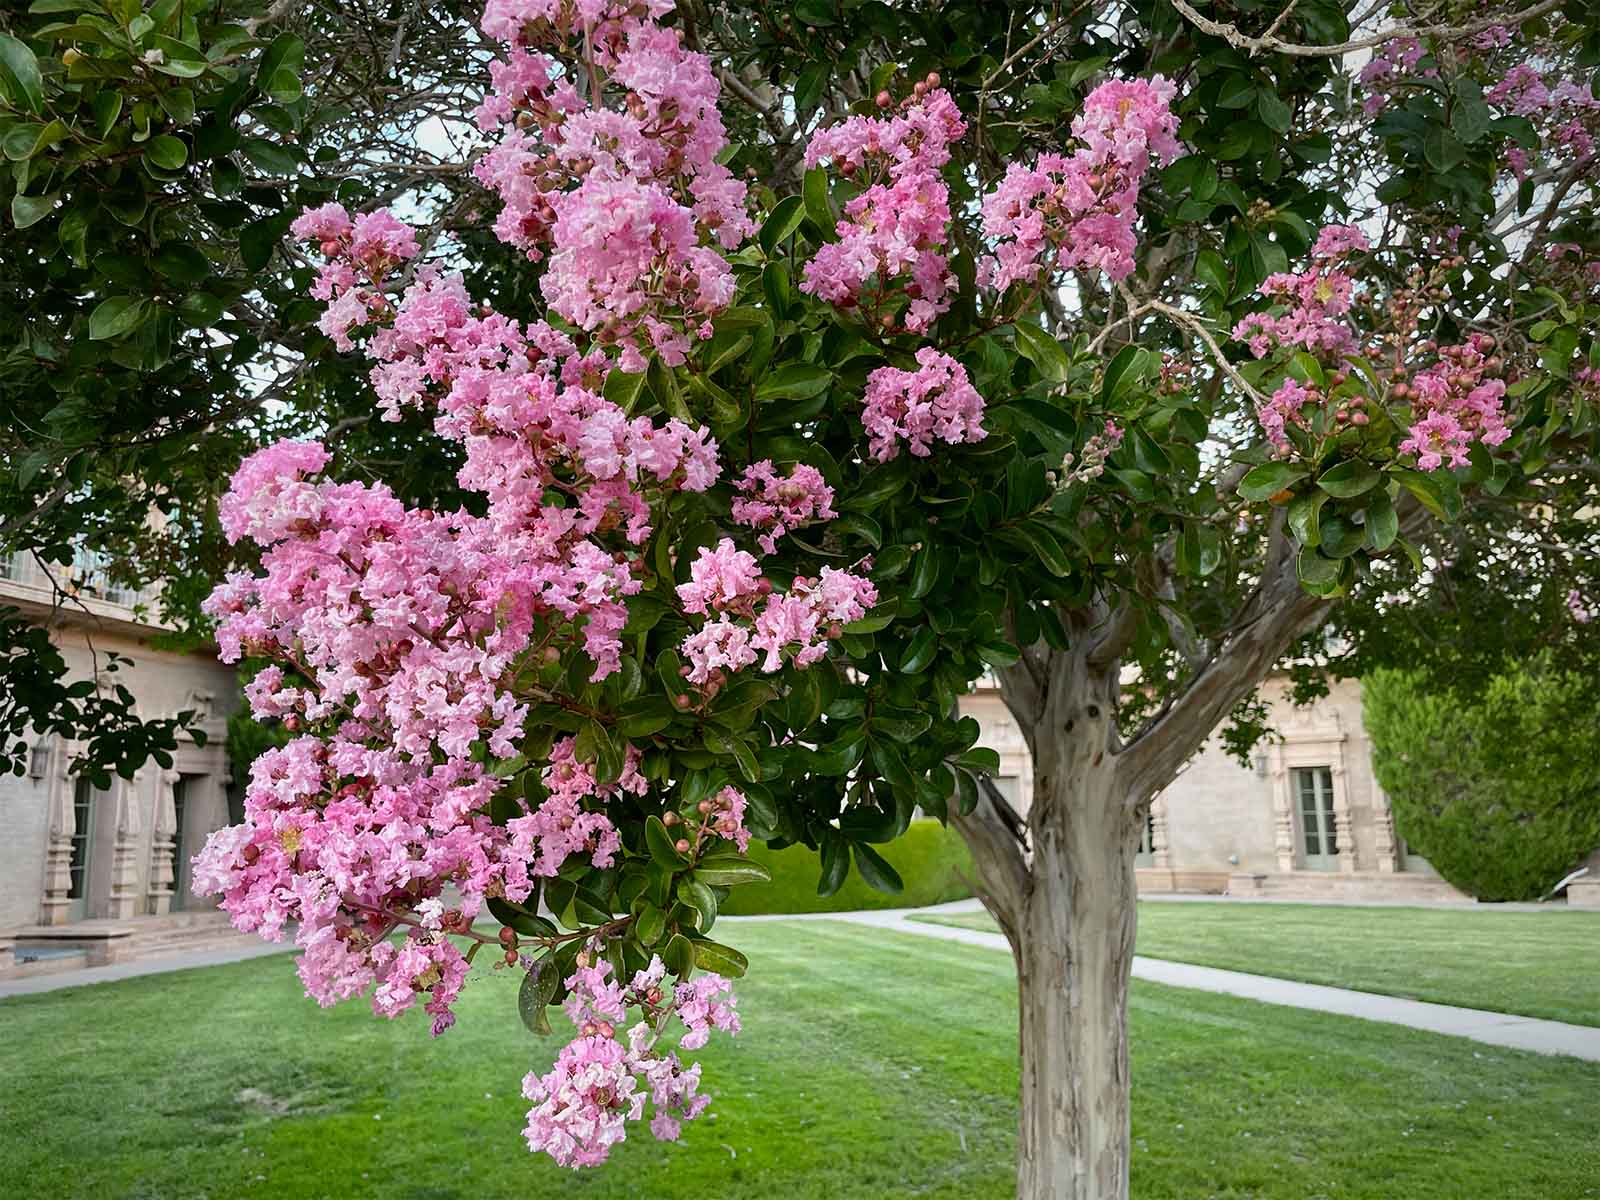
[
  {"left": 960, "top": 673, "right": 1600, "bottom": 905},
  {"left": 0, "top": 553, "right": 241, "bottom": 972}
]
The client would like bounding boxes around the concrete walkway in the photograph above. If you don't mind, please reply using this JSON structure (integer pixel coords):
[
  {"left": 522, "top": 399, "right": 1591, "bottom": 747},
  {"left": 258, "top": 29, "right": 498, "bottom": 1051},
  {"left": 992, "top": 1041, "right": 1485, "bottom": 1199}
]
[
  {"left": 0, "top": 939, "right": 292, "bottom": 999},
  {"left": 798, "top": 899, "right": 1600, "bottom": 1063},
  {"left": 5, "top": 900, "right": 1597, "bottom": 1065}
]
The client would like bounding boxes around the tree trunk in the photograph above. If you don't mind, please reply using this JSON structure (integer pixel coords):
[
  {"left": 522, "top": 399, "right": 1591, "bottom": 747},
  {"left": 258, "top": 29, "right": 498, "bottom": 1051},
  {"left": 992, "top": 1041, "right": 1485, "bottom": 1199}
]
[
  {"left": 1012, "top": 766, "right": 1140, "bottom": 1200},
  {"left": 955, "top": 659, "right": 1143, "bottom": 1200}
]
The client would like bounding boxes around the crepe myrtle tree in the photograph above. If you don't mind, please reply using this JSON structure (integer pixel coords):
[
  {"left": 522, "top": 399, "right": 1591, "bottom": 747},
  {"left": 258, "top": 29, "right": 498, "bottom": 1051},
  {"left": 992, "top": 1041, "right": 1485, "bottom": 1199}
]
[{"left": 185, "top": 0, "right": 1600, "bottom": 1196}]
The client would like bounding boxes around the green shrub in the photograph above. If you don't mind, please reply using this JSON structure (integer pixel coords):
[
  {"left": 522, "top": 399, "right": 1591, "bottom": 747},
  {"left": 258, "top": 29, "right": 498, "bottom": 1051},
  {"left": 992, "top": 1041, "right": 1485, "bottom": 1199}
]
[
  {"left": 1364, "top": 661, "right": 1600, "bottom": 902},
  {"left": 720, "top": 819, "right": 975, "bottom": 914}
]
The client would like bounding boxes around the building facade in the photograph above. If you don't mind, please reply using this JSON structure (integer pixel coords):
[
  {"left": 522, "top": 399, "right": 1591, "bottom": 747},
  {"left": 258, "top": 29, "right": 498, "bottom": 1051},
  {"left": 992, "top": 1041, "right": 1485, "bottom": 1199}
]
[
  {"left": 0, "top": 554, "right": 240, "bottom": 971},
  {"left": 960, "top": 673, "right": 1600, "bottom": 905}
]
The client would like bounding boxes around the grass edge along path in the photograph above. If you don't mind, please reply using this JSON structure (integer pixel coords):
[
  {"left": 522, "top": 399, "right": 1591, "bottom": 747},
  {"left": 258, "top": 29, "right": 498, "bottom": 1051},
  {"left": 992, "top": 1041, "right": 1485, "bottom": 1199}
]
[{"left": 906, "top": 900, "right": 1600, "bottom": 1027}]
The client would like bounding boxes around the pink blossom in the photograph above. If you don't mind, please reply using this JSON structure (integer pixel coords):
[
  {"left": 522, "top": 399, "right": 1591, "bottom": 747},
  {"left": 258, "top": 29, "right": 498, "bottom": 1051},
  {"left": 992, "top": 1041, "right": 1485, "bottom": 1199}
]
[
  {"left": 798, "top": 87, "right": 966, "bottom": 331},
  {"left": 861, "top": 348, "right": 987, "bottom": 461},
  {"left": 731, "top": 461, "right": 837, "bottom": 554},
  {"left": 1398, "top": 336, "right": 1510, "bottom": 471},
  {"left": 977, "top": 76, "right": 1179, "bottom": 289}
]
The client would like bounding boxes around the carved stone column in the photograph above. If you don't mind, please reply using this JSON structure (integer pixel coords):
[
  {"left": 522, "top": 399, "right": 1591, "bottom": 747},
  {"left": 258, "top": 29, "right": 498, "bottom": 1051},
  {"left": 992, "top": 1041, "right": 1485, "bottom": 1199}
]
[
  {"left": 39, "top": 742, "right": 75, "bottom": 926},
  {"left": 147, "top": 769, "right": 180, "bottom": 915},
  {"left": 1371, "top": 786, "right": 1401, "bottom": 873},
  {"left": 105, "top": 774, "right": 144, "bottom": 920},
  {"left": 1269, "top": 749, "right": 1297, "bottom": 873},
  {"left": 1150, "top": 794, "right": 1171, "bottom": 868},
  {"left": 1330, "top": 763, "right": 1358, "bottom": 874}
]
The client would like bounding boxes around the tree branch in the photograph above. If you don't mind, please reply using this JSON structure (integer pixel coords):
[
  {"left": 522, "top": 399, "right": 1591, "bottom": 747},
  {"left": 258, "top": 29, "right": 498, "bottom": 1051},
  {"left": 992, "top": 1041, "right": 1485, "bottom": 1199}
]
[{"left": 1167, "top": 0, "right": 1562, "bottom": 59}]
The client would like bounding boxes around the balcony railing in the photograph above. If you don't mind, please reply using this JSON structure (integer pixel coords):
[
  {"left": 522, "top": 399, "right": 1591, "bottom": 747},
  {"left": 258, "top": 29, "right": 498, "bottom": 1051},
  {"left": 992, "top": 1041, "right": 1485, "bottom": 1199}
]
[{"left": 0, "top": 549, "right": 151, "bottom": 610}]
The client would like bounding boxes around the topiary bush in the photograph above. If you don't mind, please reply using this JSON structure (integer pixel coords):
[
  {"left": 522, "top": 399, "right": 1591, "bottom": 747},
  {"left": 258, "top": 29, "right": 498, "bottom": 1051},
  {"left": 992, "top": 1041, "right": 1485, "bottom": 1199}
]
[
  {"left": 719, "top": 820, "right": 974, "bottom": 915},
  {"left": 1364, "top": 661, "right": 1600, "bottom": 902}
]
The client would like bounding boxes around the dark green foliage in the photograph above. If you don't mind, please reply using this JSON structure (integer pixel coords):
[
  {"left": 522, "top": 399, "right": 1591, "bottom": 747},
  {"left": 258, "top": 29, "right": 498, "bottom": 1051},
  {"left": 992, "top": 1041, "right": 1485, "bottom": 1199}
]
[
  {"left": 1365, "top": 662, "right": 1600, "bottom": 902},
  {"left": 718, "top": 819, "right": 974, "bottom": 915},
  {"left": 0, "top": 604, "right": 196, "bottom": 786}
]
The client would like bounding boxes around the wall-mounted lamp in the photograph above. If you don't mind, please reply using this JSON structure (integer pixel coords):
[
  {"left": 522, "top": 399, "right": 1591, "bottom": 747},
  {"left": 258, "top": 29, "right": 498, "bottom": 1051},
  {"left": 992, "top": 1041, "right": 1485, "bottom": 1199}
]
[
  {"left": 1252, "top": 751, "right": 1269, "bottom": 778},
  {"left": 28, "top": 740, "right": 52, "bottom": 781}
]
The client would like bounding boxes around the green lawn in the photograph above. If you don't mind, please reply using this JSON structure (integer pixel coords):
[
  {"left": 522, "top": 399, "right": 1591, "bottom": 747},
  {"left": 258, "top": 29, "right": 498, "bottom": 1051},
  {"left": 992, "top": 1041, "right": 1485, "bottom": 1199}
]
[
  {"left": 3, "top": 922, "right": 1599, "bottom": 1199},
  {"left": 910, "top": 901, "right": 1600, "bottom": 1025}
]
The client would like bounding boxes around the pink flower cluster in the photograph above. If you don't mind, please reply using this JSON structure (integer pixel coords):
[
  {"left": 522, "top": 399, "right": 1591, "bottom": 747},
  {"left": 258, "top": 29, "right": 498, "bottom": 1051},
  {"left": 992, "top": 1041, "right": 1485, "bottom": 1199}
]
[
  {"left": 702, "top": 785, "right": 751, "bottom": 853},
  {"left": 470, "top": 0, "right": 753, "bottom": 369},
  {"left": 861, "top": 348, "right": 987, "bottom": 462},
  {"left": 1358, "top": 38, "right": 1428, "bottom": 117},
  {"left": 522, "top": 954, "right": 739, "bottom": 1167},
  {"left": 1233, "top": 224, "right": 1368, "bottom": 360},
  {"left": 1487, "top": 66, "right": 1600, "bottom": 165},
  {"left": 799, "top": 80, "right": 966, "bottom": 332},
  {"left": 1256, "top": 378, "right": 1314, "bottom": 451},
  {"left": 1567, "top": 588, "right": 1594, "bottom": 624},
  {"left": 977, "top": 76, "right": 1180, "bottom": 290},
  {"left": 731, "top": 460, "right": 837, "bottom": 554},
  {"left": 1397, "top": 335, "right": 1511, "bottom": 470},
  {"left": 1059, "top": 419, "right": 1124, "bottom": 486},
  {"left": 289, "top": 203, "right": 421, "bottom": 350},
  {"left": 676, "top": 539, "right": 877, "bottom": 685}
]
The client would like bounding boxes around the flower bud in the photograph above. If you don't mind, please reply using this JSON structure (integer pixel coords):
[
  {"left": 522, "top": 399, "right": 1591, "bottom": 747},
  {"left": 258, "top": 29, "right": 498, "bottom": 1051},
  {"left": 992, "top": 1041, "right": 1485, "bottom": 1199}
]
[
  {"left": 876, "top": 91, "right": 891, "bottom": 109},
  {"left": 674, "top": 838, "right": 690, "bottom": 854},
  {"left": 663, "top": 811, "right": 679, "bottom": 826}
]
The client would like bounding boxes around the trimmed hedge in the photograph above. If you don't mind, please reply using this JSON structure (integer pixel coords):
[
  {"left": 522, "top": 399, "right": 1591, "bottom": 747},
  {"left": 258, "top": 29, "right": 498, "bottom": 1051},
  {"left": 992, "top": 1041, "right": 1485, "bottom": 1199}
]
[
  {"left": 719, "top": 819, "right": 975, "bottom": 914},
  {"left": 1365, "top": 662, "right": 1600, "bottom": 903}
]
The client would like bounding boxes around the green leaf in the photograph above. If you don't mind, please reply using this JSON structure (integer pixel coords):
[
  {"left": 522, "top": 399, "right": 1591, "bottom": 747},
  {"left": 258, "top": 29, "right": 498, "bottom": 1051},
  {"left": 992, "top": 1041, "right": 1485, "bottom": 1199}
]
[
  {"left": 803, "top": 165, "right": 833, "bottom": 232},
  {"left": 1102, "top": 345, "right": 1155, "bottom": 408},
  {"left": 87, "top": 296, "right": 151, "bottom": 340},
  {"left": 645, "top": 815, "right": 687, "bottom": 867},
  {"left": 239, "top": 137, "right": 299, "bottom": 175},
  {"left": 898, "top": 626, "right": 937, "bottom": 674},
  {"left": 817, "top": 832, "right": 849, "bottom": 896},
  {"left": 11, "top": 191, "right": 57, "bottom": 228},
  {"left": 264, "top": 68, "right": 301, "bottom": 104},
  {"left": 1451, "top": 78, "right": 1492, "bottom": 144},
  {"left": 691, "top": 939, "right": 749, "bottom": 978},
  {"left": 156, "top": 85, "right": 195, "bottom": 126},
  {"left": 143, "top": 133, "right": 188, "bottom": 170},
  {"left": 1365, "top": 489, "right": 1399, "bottom": 552},
  {"left": 488, "top": 897, "right": 557, "bottom": 939},
  {"left": 255, "top": 32, "right": 305, "bottom": 90},
  {"left": 1013, "top": 321, "right": 1071, "bottom": 383},
  {"left": 662, "top": 932, "right": 694, "bottom": 976},
  {"left": 755, "top": 362, "right": 832, "bottom": 401},
  {"left": 693, "top": 852, "right": 773, "bottom": 888},
  {"left": 851, "top": 842, "right": 904, "bottom": 894},
  {"left": 0, "top": 35, "right": 45, "bottom": 115},
  {"left": 1423, "top": 126, "right": 1465, "bottom": 173},
  {"left": 703, "top": 726, "right": 760, "bottom": 782},
  {"left": 1286, "top": 491, "right": 1326, "bottom": 547},
  {"left": 1296, "top": 545, "right": 1342, "bottom": 588},
  {"left": 1238, "top": 462, "right": 1307, "bottom": 502},
  {"left": 759, "top": 194, "right": 805, "bottom": 254},
  {"left": 1316, "top": 459, "right": 1381, "bottom": 499},
  {"left": 602, "top": 366, "right": 648, "bottom": 413},
  {"left": 634, "top": 902, "right": 665, "bottom": 946},
  {"left": 1256, "top": 91, "right": 1292, "bottom": 134},
  {"left": 517, "top": 957, "right": 560, "bottom": 1035}
]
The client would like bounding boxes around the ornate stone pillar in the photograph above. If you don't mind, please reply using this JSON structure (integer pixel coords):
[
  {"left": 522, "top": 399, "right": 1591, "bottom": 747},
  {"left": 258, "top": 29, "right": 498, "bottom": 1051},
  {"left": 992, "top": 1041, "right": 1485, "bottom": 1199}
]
[
  {"left": 1150, "top": 794, "right": 1171, "bottom": 868},
  {"left": 1371, "top": 786, "right": 1401, "bottom": 873},
  {"left": 105, "top": 773, "right": 144, "bottom": 919},
  {"left": 147, "top": 769, "right": 180, "bottom": 915},
  {"left": 1330, "top": 763, "right": 1358, "bottom": 874},
  {"left": 39, "top": 741, "right": 75, "bottom": 926},
  {"left": 1268, "top": 748, "right": 1297, "bottom": 872}
]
